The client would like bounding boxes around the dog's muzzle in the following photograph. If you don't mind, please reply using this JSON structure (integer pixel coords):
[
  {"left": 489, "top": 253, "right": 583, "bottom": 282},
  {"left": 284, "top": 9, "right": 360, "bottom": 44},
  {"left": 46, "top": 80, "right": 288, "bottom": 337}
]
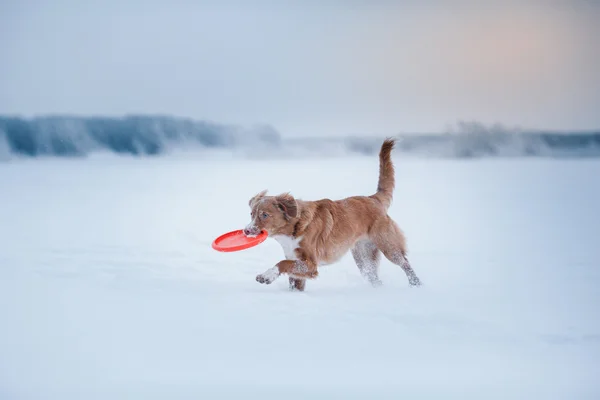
[{"left": 243, "top": 225, "right": 260, "bottom": 236}]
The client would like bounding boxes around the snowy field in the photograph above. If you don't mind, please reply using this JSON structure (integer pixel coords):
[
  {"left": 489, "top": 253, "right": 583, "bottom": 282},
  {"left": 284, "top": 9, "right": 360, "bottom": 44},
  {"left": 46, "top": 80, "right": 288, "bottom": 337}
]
[{"left": 1, "top": 154, "right": 599, "bottom": 399}]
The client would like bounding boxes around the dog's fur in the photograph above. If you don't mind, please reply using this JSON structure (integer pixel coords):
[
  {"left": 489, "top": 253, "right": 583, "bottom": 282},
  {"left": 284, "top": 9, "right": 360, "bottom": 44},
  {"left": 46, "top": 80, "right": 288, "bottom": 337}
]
[{"left": 244, "top": 138, "right": 421, "bottom": 291}]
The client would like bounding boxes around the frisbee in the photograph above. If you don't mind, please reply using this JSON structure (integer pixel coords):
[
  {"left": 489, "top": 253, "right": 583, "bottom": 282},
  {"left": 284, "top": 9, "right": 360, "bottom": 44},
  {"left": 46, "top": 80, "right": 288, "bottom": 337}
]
[{"left": 211, "top": 229, "right": 268, "bottom": 252}]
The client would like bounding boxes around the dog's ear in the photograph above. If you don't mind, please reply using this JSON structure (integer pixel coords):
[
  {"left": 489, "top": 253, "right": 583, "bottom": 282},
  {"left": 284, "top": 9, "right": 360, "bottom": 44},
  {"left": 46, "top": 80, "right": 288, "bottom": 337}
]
[
  {"left": 275, "top": 193, "right": 297, "bottom": 220},
  {"left": 249, "top": 190, "right": 268, "bottom": 207}
]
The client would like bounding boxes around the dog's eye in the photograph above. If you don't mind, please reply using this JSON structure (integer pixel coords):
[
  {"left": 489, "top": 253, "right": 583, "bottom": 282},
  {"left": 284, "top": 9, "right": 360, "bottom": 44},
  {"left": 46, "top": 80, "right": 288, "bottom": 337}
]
[{"left": 261, "top": 212, "right": 268, "bottom": 219}]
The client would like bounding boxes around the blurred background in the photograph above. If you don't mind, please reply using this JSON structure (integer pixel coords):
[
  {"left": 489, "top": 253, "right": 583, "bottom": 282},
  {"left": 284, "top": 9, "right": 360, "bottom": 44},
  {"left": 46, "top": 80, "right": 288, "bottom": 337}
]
[{"left": 1, "top": 0, "right": 599, "bottom": 158}]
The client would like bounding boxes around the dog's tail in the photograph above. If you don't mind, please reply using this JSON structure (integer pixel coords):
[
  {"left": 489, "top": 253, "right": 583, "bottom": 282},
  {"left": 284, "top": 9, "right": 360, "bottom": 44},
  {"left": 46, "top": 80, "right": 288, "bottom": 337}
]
[{"left": 372, "top": 138, "right": 396, "bottom": 209}]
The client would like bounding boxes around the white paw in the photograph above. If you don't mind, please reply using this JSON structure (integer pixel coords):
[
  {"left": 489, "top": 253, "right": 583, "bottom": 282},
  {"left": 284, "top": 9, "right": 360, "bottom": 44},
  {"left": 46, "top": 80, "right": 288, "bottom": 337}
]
[
  {"left": 256, "top": 267, "right": 280, "bottom": 285},
  {"left": 409, "top": 275, "right": 422, "bottom": 287}
]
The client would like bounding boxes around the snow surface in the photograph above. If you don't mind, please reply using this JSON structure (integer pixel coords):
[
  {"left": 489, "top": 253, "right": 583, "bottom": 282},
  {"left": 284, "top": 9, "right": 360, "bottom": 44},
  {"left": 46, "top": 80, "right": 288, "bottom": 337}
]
[{"left": 1, "top": 155, "right": 599, "bottom": 399}]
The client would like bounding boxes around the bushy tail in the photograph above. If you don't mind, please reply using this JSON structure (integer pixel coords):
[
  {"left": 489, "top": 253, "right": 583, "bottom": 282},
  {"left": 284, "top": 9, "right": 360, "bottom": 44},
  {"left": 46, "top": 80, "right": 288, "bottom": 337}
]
[{"left": 372, "top": 138, "right": 396, "bottom": 209}]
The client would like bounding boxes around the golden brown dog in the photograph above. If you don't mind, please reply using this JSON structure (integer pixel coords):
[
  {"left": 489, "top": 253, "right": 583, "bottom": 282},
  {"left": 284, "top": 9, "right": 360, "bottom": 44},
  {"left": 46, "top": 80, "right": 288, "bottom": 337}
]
[{"left": 244, "top": 138, "right": 421, "bottom": 291}]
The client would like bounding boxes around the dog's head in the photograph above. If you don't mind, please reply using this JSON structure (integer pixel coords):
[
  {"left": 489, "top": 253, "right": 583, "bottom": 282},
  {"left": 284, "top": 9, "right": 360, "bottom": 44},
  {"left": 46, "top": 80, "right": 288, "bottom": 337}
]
[{"left": 244, "top": 190, "right": 298, "bottom": 236}]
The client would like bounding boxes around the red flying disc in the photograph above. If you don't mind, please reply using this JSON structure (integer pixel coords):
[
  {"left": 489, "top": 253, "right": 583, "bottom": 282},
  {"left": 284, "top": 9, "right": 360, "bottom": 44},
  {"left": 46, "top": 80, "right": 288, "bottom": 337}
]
[{"left": 211, "top": 230, "right": 268, "bottom": 252}]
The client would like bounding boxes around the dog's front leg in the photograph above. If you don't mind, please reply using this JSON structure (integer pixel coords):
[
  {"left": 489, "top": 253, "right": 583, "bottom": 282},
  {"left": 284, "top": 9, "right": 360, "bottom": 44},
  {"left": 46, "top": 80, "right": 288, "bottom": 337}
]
[
  {"left": 256, "top": 259, "right": 317, "bottom": 285},
  {"left": 255, "top": 263, "right": 282, "bottom": 285},
  {"left": 289, "top": 277, "right": 306, "bottom": 292}
]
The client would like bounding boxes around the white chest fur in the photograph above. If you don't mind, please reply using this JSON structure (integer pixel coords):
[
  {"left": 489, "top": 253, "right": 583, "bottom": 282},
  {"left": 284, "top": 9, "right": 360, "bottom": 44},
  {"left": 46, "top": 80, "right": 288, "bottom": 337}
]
[{"left": 272, "top": 235, "right": 302, "bottom": 260}]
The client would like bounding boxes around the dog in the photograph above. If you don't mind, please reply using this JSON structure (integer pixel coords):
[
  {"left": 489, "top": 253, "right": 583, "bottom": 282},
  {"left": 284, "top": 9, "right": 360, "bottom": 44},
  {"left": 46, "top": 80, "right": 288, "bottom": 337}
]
[{"left": 244, "top": 138, "right": 421, "bottom": 291}]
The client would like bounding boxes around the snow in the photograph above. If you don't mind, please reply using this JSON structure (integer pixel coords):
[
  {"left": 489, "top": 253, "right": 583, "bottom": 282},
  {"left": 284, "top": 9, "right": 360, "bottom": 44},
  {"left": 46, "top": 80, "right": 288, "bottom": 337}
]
[{"left": 1, "top": 155, "right": 599, "bottom": 399}]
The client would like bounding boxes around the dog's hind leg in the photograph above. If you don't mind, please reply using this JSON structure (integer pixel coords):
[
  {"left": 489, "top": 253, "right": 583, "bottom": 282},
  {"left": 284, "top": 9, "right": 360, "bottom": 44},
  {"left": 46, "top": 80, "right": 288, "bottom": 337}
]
[
  {"left": 370, "top": 216, "right": 422, "bottom": 287},
  {"left": 351, "top": 240, "right": 382, "bottom": 286}
]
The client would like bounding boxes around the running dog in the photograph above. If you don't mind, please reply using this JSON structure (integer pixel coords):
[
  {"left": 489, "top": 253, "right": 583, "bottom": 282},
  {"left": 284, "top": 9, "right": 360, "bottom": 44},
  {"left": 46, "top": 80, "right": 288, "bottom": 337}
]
[{"left": 244, "top": 138, "right": 421, "bottom": 291}]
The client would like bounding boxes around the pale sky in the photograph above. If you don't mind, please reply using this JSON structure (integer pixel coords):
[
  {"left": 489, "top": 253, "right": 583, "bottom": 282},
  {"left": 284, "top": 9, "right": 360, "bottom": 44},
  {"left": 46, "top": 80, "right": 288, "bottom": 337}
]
[{"left": 1, "top": 0, "right": 599, "bottom": 137}]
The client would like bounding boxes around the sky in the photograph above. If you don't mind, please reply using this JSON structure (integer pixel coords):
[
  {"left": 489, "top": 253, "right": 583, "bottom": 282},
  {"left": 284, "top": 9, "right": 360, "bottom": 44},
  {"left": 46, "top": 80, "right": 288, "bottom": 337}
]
[{"left": 1, "top": 0, "right": 599, "bottom": 137}]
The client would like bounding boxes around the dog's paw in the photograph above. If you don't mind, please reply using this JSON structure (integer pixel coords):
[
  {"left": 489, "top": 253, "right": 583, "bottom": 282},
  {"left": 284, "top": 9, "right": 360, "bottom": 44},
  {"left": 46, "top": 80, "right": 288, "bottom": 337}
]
[
  {"left": 370, "top": 278, "right": 383, "bottom": 288},
  {"left": 256, "top": 267, "right": 280, "bottom": 285},
  {"left": 409, "top": 276, "right": 422, "bottom": 287},
  {"left": 256, "top": 274, "right": 270, "bottom": 284}
]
